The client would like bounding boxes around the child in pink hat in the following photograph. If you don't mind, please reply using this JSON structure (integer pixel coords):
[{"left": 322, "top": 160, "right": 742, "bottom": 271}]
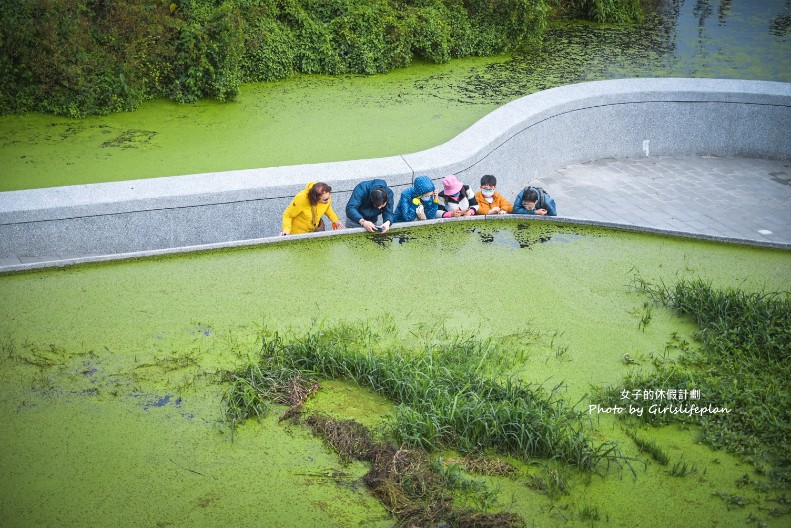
[{"left": 436, "top": 174, "right": 479, "bottom": 218}]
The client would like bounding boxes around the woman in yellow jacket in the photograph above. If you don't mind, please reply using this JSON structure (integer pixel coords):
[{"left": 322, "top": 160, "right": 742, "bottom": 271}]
[{"left": 280, "top": 182, "right": 346, "bottom": 235}]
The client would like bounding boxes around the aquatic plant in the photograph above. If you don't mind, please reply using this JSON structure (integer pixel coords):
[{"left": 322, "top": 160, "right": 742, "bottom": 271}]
[
  {"left": 525, "top": 462, "right": 569, "bottom": 499},
  {"left": 224, "top": 323, "right": 632, "bottom": 475},
  {"left": 600, "top": 278, "right": 791, "bottom": 485},
  {"left": 448, "top": 454, "right": 517, "bottom": 477},
  {"left": 224, "top": 360, "right": 319, "bottom": 433},
  {"left": 304, "top": 414, "right": 523, "bottom": 528},
  {"left": 624, "top": 428, "right": 669, "bottom": 465},
  {"left": 638, "top": 303, "right": 652, "bottom": 331},
  {"left": 668, "top": 459, "right": 697, "bottom": 478},
  {"left": 713, "top": 491, "right": 755, "bottom": 509},
  {"left": 221, "top": 324, "right": 639, "bottom": 526},
  {"left": 578, "top": 503, "right": 602, "bottom": 521}
]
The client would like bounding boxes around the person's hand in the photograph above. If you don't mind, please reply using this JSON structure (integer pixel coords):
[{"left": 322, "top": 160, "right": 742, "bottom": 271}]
[
  {"left": 489, "top": 206, "right": 500, "bottom": 214},
  {"left": 380, "top": 221, "right": 391, "bottom": 234},
  {"left": 535, "top": 209, "right": 547, "bottom": 216},
  {"left": 432, "top": 190, "right": 439, "bottom": 200},
  {"left": 280, "top": 230, "right": 289, "bottom": 236},
  {"left": 333, "top": 221, "right": 346, "bottom": 229},
  {"left": 361, "top": 220, "right": 376, "bottom": 232},
  {"left": 498, "top": 209, "right": 508, "bottom": 215},
  {"left": 464, "top": 209, "right": 476, "bottom": 216},
  {"left": 452, "top": 209, "right": 464, "bottom": 217}
]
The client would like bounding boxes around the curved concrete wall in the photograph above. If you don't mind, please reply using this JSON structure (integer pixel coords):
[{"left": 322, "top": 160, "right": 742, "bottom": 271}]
[{"left": 1, "top": 78, "right": 789, "bottom": 260}]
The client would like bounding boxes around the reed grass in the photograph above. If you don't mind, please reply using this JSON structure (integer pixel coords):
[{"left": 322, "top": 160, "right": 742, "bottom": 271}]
[
  {"left": 625, "top": 429, "right": 669, "bottom": 465},
  {"left": 525, "top": 462, "right": 569, "bottom": 499},
  {"left": 224, "top": 323, "right": 630, "bottom": 475},
  {"left": 605, "top": 278, "right": 791, "bottom": 485},
  {"left": 668, "top": 459, "right": 697, "bottom": 478},
  {"left": 578, "top": 504, "right": 601, "bottom": 521}
]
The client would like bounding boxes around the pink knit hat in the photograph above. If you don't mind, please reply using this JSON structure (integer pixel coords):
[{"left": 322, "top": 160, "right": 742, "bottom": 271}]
[{"left": 442, "top": 175, "right": 463, "bottom": 195}]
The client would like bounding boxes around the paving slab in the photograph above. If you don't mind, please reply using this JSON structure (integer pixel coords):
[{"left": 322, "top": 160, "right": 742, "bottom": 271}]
[{"left": 550, "top": 156, "right": 791, "bottom": 246}]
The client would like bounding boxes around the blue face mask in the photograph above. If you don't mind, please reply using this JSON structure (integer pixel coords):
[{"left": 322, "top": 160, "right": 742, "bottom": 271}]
[
  {"left": 481, "top": 189, "right": 495, "bottom": 197},
  {"left": 421, "top": 196, "right": 433, "bottom": 202}
]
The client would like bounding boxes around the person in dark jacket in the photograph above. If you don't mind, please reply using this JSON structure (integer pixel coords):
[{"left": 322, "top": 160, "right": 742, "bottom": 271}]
[
  {"left": 513, "top": 185, "right": 557, "bottom": 216},
  {"left": 436, "top": 174, "right": 479, "bottom": 218},
  {"left": 394, "top": 176, "right": 438, "bottom": 223},
  {"left": 346, "top": 179, "right": 395, "bottom": 233}
]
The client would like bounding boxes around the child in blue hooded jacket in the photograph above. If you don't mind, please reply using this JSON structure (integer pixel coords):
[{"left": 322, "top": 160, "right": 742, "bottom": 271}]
[{"left": 394, "top": 176, "right": 439, "bottom": 223}]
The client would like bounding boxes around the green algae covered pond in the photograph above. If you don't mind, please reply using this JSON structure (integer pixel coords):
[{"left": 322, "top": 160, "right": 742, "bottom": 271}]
[
  {"left": 1, "top": 0, "right": 790, "bottom": 191},
  {"left": 1, "top": 221, "right": 790, "bottom": 527}
]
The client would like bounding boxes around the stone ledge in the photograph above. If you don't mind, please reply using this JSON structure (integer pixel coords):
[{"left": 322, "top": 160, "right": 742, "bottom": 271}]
[
  {"left": 1, "top": 214, "right": 788, "bottom": 276},
  {"left": 1, "top": 78, "right": 789, "bottom": 261}
]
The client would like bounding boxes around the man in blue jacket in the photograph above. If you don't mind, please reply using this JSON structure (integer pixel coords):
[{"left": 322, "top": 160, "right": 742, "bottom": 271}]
[
  {"left": 346, "top": 179, "right": 395, "bottom": 233},
  {"left": 513, "top": 186, "right": 557, "bottom": 216}
]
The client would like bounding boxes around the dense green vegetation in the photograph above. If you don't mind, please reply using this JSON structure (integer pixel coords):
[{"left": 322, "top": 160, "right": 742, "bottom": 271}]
[
  {"left": 599, "top": 279, "right": 791, "bottom": 486},
  {"left": 224, "top": 323, "right": 637, "bottom": 526},
  {"left": 224, "top": 324, "right": 632, "bottom": 471},
  {"left": 0, "top": 0, "right": 645, "bottom": 117}
]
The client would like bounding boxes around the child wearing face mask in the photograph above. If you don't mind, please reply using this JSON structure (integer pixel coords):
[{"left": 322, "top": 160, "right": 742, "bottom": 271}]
[
  {"left": 474, "top": 174, "right": 512, "bottom": 215},
  {"left": 436, "top": 174, "right": 479, "bottom": 218},
  {"left": 394, "top": 175, "right": 439, "bottom": 223},
  {"left": 513, "top": 184, "right": 557, "bottom": 216}
]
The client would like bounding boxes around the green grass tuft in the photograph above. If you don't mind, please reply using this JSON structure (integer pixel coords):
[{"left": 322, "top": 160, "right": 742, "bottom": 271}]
[
  {"left": 625, "top": 429, "right": 670, "bottom": 465},
  {"left": 602, "top": 278, "right": 791, "bottom": 485},
  {"left": 224, "top": 323, "right": 632, "bottom": 474}
]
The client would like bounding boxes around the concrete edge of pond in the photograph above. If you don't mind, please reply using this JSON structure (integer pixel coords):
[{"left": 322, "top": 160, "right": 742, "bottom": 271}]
[
  {"left": 1, "top": 215, "right": 788, "bottom": 275},
  {"left": 1, "top": 77, "right": 790, "bottom": 264},
  {"left": 399, "top": 78, "right": 791, "bottom": 178}
]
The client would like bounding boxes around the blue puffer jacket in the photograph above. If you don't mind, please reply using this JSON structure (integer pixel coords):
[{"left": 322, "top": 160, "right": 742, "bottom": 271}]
[
  {"left": 394, "top": 176, "right": 438, "bottom": 223},
  {"left": 513, "top": 186, "right": 558, "bottom": 216},
  {"left": 345, "top": 179, "right": 395, "bottom": 225}
]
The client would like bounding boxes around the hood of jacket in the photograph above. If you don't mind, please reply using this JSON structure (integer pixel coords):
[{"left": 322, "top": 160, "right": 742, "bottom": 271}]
[{"left": 412, "top": 176, "right": 435, "bottom": 197}]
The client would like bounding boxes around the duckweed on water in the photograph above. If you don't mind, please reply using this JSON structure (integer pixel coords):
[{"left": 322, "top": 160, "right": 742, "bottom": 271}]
[
  {"left": 224, "top": 325, "right": 632, "bottom": 471},
  {"left": 2, "top": 1, "right": 789, "bottom": 190},
  {"left": 2, "top": 222, "right": 791, "bottom": 526},
  {"left": 598, "top": 278, "right": 791, "bottom": 488},
  {"left": 223, "top": 324, "right": 635, "bottom": 526}
]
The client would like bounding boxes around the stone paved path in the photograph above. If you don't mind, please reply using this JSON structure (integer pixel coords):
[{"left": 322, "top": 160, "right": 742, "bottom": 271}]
[
  {"left": 1, "top": 155, "right": 789, "bottom": 270},
  {"left": 547, "top": 156, "right": 791, "bottom": 246}
]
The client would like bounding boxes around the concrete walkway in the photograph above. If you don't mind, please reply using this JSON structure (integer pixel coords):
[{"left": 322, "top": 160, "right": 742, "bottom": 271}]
[
  {"left": 548, "top": 156, "right": 791, "bottom": 246},
  {"left": 1, "top": 155, "right": 789, "bottom": 271}
]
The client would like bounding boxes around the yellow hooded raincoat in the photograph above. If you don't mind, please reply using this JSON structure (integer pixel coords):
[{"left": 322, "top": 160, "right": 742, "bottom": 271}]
[{"left": 281, "top": 182, "right": 341, "bottom": 234}]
